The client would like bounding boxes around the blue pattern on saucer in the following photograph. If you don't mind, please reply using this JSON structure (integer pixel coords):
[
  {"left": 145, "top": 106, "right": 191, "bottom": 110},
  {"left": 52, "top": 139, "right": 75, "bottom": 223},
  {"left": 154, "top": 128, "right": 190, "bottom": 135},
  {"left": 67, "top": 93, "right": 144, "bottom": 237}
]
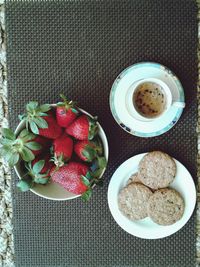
[{"left": 110, "top": 62, "right": 185, "bottom": 137}]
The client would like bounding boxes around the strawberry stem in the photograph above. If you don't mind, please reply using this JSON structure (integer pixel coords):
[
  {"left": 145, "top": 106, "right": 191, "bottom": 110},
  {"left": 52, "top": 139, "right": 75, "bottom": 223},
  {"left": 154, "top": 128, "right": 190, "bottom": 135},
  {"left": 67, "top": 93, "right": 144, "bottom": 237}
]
[{"left": 81, "top": 189, "right": 92, "bottom": 201}]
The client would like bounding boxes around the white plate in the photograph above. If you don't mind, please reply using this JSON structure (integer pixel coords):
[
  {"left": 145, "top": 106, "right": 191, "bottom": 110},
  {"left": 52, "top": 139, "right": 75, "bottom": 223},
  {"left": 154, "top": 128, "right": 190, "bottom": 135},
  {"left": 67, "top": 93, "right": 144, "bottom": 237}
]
[
  {"left": 110, "top": 62, "right": 185, "bottom": 137},
  {"left": 107, "top": 153, "right": 196, "bottom": 239}
]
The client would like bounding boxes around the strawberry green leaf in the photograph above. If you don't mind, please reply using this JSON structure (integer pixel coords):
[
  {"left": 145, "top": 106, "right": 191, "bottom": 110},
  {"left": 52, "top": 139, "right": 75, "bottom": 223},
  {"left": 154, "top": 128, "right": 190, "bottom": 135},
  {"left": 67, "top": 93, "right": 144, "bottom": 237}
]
[
  {"left": 16, "top": 179, "right": 32, "bottom": 192},
  {"left": 0, "top": 146, "right": 13, "bottom": 160},
  {"left": 25, "top": 120, "right": 29, "bottom": 131},
  {"left": 53, "top": 154, "right": 67, "bottom": 167},
  {"left": 57, "top": 102, "right": 65, "bottom": 107},
  {"left": 33, "top": 160, "right": 45, "bottom": 174},
  {"left": 82, "top": 146, "right": 96, "bottom": 162},
  {"left": 25, "top": 142, "right": 42, "bottom": 151},
  {"left": 8, "top": 153, "right": 20, "bottom": 166},
  {"left": 38, "top": 112, "right": 48, "bottom": 117},
  {"left": 0, "top": 147, "right": 18, "bottom": 166},
  {"left": 90, "top": 157, "right": 106, "bottom": 177},
  {"left": 60, "top": 94, "right": 68, "bottom": 101},
  {"left": 18, "top": 114, "right": 25, "bottom": 121},
  {"left": 81, "top": 176, "right": 90, "bottom": 187},
  {"left": 39, "top": 173, "right": 50, "bottom": 178},
  {"left": 91, "top": 168, "right": 103, "bottom": 178},
  {"left": 0, "top": 138, "right": 14, "bottom": 145},
  {"left": 19, "top": 129, "right": 36, "bottom": 142},
  {"left": 91, "top": 157, "right": 107, "bottom": 178},
  {"left": 19, "top": 128, "right": 30, "bottom": 138},
  {"left": 30, "top": 121, "right": 39, "bottom": 134},
  {"left": 20, "top": 147, "right": 35, "bottom": 162},
  {"left": 39, "top": 104, "right": 51, "bottom": 112},
  {"left": 33, "top": 177, "right": 49, "bottom": 184},
  {"left": 81, "top": 189, "right": 92, "bottom": 201},
  {"left": 33, "top": 117, "right": 48, "bottom": 129},
  {"left": 21, "top": 132, "right": 35, "bottom": 142},
  {"left": 0, "top": 145, "right": 10, "bottom": 154},
  {"left": 90, "top": 160, "right": 98, "bottom": 172},
  {"left": 28, "top": 161, "right": 32, "bottom": 169},
  {"left": 25, "top": 161, "right": 32, "bottom": 171},
  {"left": 97, "top": 157, "right": 107, "bottom": 169},
  {"left": 85, "top": 171, "right": 93, "bottom": 180},
  {"left": 71, "top": 108, "right": 78, "bottom": 114},
  {"left": 26, "top": 101, "right": 39, "bottom": 112},
  {"left": 88, "top": 118, "right": 98, "bottom": 140},
  {"left": 92, "top": 138, "right": 103, "bottom": 155},
  {"left": 2, "top": 128, "right": 16, "bottom": 140},
  {"left": 88, "top": 127, "right": 98, "bottom": 140}
]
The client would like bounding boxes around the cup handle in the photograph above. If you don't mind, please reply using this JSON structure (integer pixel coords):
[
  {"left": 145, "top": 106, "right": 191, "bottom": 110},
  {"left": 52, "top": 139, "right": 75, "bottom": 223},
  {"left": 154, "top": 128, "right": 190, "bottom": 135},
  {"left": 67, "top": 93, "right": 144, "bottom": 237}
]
[{"left": 172, "top": 101, "right": 185, "bottom": 108}]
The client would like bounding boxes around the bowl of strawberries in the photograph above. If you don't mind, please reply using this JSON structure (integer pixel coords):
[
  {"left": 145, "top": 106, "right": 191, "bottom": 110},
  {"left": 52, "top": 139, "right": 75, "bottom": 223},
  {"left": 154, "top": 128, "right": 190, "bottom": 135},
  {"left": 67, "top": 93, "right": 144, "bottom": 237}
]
[{"left": 0, "top": 95, "right": 108, "bottom": 201}]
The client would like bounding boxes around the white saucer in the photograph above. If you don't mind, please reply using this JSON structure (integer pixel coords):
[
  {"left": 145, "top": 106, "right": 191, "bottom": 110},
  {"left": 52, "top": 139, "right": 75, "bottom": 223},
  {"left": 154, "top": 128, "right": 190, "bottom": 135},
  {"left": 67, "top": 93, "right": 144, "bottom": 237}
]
[
  {"left": 107, "top": 153, "right": 196, "bottom": 239},
  {"left": 110, "top": 62, "right": 185, "bottom": 137}
]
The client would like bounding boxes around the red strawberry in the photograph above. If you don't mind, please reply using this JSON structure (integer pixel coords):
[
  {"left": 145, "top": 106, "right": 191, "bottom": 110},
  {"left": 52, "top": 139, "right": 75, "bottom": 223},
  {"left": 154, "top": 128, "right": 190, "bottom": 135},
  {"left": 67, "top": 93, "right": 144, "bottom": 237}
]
[
  {"left": 65, "top": 115, "right": 98, "bottom": 140},
  {"left": 38, "top": 115, "right": 62, "bottom": 139},
  {"left": 51, "top": 162, "right": 90, "bottom": 194},
  {"left": 20, "top": 101, "right": 62, "bottom": 139},
  {"left": 74, "top": 140, "right": 102, "bottom": 162},
  {"left": 56, "top": 94, "right": 79, "bottom": 127},
  {"left": 29, "top": 135, "right": 51, "bottom": 156},
  {"left": 53, "top": 133, "right": 73, "bottom": 166},
  {"left": 26, "top": 154, "right": 54, "bottom": 184}
]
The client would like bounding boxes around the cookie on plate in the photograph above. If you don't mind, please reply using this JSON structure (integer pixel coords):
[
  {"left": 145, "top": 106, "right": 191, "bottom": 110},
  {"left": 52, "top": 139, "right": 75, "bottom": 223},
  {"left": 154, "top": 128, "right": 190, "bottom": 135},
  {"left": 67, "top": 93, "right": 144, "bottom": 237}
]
[
  {"left": 138, "top": 151, "right": 176, "bottom": 189},
  {"left": 118, "top": 183, "right": 153, "bottom": 220},
  {"left": 147, "top": 188, "right": 184, "bottom": 225},
  {"left": 127, "top": 172, "right": 141, "bottom": 185}
]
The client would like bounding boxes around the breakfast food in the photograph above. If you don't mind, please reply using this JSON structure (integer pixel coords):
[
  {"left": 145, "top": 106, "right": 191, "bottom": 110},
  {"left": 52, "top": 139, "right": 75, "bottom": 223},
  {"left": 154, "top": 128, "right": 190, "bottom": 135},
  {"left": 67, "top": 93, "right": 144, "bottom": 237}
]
[
  {"left": 53, "top": 133, "right": 73, "bottom": 166},
  {"left": 118, "top": 151, "right": 185, "bottom": 226},
  {"left": 56, "top": 94, "right": 79, "bottom": 128},
  {"left": 133, "top": 82, "right": 166, "bottom": 118},
  {"left": 138, "top": 151, "right": 176, "bottom": 189},
  {"left": 74, "top": 139, "right": 103, "bottom": 162},
  {"left": 0, "top": 95, "right": 107, "bottom": 201},
  {"left": 118, "top": 183, "right": 153, "bottom": 220},
  {"left": 147, "top": 188, "right": 184, "bottom": 225},
  {"left": 127, "top": 172, "right": 141, "bottom": 185},
  {"left": 66, "top": 114, "right": 98, "bottom": 140},
  {"left": 51, "top": 162, "right": 90, "bottom": 195}
]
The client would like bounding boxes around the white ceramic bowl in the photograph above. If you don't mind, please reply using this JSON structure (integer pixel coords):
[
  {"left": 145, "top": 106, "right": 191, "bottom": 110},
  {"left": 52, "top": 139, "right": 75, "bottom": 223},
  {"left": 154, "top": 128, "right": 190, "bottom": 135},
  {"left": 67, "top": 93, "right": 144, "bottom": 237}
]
[{"left": 14, "top": 108, "right": 109, "bottom": 200}]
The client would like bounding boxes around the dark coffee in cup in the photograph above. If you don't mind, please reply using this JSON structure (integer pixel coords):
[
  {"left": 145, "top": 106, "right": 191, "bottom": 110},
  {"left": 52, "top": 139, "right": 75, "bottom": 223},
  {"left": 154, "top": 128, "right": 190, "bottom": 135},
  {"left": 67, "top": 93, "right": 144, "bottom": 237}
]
[{"left": 133, "top": 82, "right": 166, "bottom": 118}]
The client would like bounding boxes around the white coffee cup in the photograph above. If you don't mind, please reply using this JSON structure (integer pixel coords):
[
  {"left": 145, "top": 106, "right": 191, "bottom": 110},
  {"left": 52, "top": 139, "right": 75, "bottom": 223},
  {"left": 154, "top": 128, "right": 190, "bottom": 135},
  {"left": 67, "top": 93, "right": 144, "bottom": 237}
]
[{"left": 125, "top": 78, "right": 185, "bottom": 122}]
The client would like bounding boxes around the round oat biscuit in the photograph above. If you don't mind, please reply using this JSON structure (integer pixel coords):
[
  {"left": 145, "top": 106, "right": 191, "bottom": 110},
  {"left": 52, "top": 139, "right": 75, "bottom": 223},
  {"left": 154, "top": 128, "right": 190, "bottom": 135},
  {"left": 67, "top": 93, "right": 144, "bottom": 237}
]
[
  {"left": 118, "top": 183, "right": 153, "bottom": 220},
  {"left": 138, "top": 151, "right": 176, "bottom": 189},
  {"left": 127, "top": 172, "right": 141, "bottom": 185},
  {"left": 147, "top": 188, "right": 184, "bottom": 225}
]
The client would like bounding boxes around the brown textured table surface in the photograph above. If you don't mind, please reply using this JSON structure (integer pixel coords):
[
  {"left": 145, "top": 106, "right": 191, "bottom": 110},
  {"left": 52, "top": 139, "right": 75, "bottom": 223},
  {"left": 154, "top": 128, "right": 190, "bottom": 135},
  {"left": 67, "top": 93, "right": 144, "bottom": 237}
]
[{"left": 0, "top": 1, "right": 200, "bottom": 266}]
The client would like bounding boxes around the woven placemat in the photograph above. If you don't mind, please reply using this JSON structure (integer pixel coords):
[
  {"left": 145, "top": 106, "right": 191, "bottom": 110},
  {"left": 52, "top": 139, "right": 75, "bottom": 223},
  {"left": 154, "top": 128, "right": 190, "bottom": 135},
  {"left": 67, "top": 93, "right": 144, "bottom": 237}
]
[{"left": 5, "top": 1, "right": 198, "bottom": 266}]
